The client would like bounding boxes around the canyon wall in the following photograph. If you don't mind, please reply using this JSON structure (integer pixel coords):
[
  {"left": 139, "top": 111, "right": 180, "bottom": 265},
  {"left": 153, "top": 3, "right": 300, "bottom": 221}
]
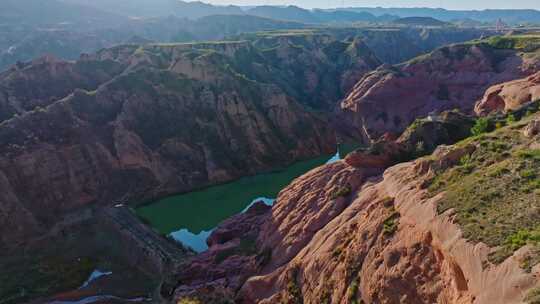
[
  {"left": 338, "top": 39, "right": 540, "bottom": 143},
  {"left": 0, "top": 34, "right": 380, "bottom": 249},
  {"left": 170, "top": 36, "right": 540, "bottom": 304}
]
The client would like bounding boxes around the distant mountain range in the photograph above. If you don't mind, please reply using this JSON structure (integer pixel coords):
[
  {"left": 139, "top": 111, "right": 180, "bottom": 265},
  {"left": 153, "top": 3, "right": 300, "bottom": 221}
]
[
  {"left": 0, "top": 14, "right": 305, "bottom": 70},
  {"left": 245, "top": 5, "right": 385, "bottom": 23},
  {"left": 392, "top": 16, "right": 449, "bottom": 27},
  {"left": 0, "top": 0, "right": 126, "bottom": 29},
  {"left": 3, "top": 0, "right": 539, "bottom": 27},
  {"left": 61, "top": 1, "right": 388, "bottom": 24},
  {"left": 62, "top": 0, "right": 244, "bottom": 19},
  {"left": 340, "top": 7, "right": 540, "bottom": 24},
  {"left": 1, "top": 0, "right": 539, "bottom": 71},
  {"left": 59, "top": 0, "right": 540, "bottom": 25}
]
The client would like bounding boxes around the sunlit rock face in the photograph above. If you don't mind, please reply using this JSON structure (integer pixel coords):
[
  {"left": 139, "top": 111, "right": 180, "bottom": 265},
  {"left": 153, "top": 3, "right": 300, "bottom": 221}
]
[
  {"left": 475, "top": 71, "right": 540, "bottom": 115},
  {"left": 173, "top": 128, "right": 540, "bottom": 304}
]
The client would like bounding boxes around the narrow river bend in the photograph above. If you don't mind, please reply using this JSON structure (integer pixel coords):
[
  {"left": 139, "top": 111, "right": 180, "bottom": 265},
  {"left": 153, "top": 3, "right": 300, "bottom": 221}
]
[{"left": 136, "top": 144, "right": 356, "bottom": 252}]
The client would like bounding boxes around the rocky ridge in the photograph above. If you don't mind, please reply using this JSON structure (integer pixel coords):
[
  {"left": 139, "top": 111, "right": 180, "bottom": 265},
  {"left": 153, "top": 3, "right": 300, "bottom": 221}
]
[{"left": 338, "top": 37, "right": 540, "bottom": 143}]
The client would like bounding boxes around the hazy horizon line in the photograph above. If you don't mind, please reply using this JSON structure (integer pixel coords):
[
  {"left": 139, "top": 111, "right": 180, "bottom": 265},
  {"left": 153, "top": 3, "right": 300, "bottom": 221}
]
[{"left": 195, "top": 0, "right": 540, "bottom": 11}]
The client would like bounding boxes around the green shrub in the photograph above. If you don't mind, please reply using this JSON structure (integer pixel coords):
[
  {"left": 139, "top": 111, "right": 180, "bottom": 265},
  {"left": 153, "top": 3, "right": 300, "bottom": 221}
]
[
  {"left": 414, "top": 141, "right": 427, "bottom": 158},
  {"left": 348, "top": 279, "right": 359, "bottom": 301},
  {"left": 320, "top": 288, "right": 331, "bottom": 304},
  {"left": 488, "top": 36, "right": 516, "bottom": 49},
  {"left": 383, "top": 213, "right": 400, "bottom": 235},
  {"left": 488, "top": 166, "right": 510, "bottom": 177},
  {"left": 330, "top": 186, "right": 352, "bottom": 200},
  {"left": 458, "top": 154, "right": 475, "bottom": 174},
  {"left": 526, "top": 287, "right": 540, "bottom": 304},
  {"left": 178, "top": 298, "right": 202, "bottom": 304},
  {"left": 486, "top": 35, "right": 540, "bottom": 51},
  {"left": 286, "top": 267, "right": 302, "bottom": 304},
  {"left": 517, "top": 149, "right": 540, "bottom": 161},
  {"left": 471, "top": 117, "right": 491, "bottom": 136},
  {"left": 506, "top": 113, "right": 517, "bottom": 125},
  {"left": 528, "top": 101, "right": 540, "bottom": 114},
  {"left": 520, "top": 169, "right": 537, "bottom": 179},
  {"left": 506, "top": 228, "right": 540, "bottom": 251},
  {"left": 332, "top": 247, "right": 343, "bottom": 259}
]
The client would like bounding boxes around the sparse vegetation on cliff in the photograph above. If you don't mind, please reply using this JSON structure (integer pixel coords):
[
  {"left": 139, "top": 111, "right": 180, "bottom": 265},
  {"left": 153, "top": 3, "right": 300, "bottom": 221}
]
[
  {"left": 178, "top": 298, "right": 202, "bottom": 304},
  {"left": 526, "top": 287, "right": 540, "bottom": 304},
  {"left": 429, "top": 112, "right": 540, "bottom": 264},
  {"left": 285, "top": 266, "right": 303, "bottom": 304},
  {"left": 256, "top": 247, "right": 273, "bottom": 267},
  {"left": 330, "top": 185, "right": 352, "bottom": 199},
  {"left": 347, "top": 278, "right": 360, "bottom": 303},
  {"left": 383, "top": 211, "right": 400, "bottom": 235},
  {"left": 0, "top": 256, "right": 96, "bottom": 304},
  {"left": 471, "top": 117, "right": 492, "bottom": 136},
  {"left": 486, "top": 35, "right": 540, "bottom": 52},
  {"left": 391, "top": 110, "right": 475, "bottom": 163}
]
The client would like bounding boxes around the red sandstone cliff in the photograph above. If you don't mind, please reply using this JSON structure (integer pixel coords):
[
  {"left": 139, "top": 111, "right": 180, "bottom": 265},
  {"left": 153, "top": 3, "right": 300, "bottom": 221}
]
[
  {"left": 338, "top": 42, "right": 540, "bottom": 143},
  {"left": 173, "top": 117, "right": 540, "bottom": 303},
  {"left": 0, "top": 35, "right": 381, "bottom": 249},
  {"left": 475, "top": 71, "right": 540, "bottom": 115}
]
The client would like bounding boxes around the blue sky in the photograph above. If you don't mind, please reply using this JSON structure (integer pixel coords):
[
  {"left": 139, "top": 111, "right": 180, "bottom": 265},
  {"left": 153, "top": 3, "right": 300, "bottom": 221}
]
[{"left": 203, "top": 0, "right": 540, "bottom": 10}]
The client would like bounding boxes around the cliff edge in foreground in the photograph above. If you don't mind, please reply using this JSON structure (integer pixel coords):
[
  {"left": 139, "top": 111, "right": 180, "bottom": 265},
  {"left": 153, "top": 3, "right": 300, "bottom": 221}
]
[{"left": 173, "top": 111, "right": 540, "bottom": 304}]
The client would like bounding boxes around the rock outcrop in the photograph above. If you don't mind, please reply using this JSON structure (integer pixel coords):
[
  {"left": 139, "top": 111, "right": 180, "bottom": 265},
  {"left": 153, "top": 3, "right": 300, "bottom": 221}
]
[
  {"left": 241, "top": 152, "right": 538, "bottom": 304},
  {"left": 173, "top": 159, "right": 381, "bottom": 303},
  {"left": 524, "top": 119, "right": 540, "bottom": 137},
  {"left": 395, "top": 110, "right": 475, "bottom": 157},
  {"left": 475, "top": 71, "right": 540, "bottom": 115},
  {"left": 247, "top": 34, "right": 381, "bottom": 109},
  {"left": 344, "top": 110, "right": 475, "bottom": 170},
  {"left": 170, "top": 202, "right": 272, "bottom": 301},
  {"left": 338, "top": 40, "right": 540, "bottom": 143}
]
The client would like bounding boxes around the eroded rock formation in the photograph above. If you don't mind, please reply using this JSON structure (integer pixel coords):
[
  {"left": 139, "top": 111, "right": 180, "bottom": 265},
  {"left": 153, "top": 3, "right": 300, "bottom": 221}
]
[
  {"left": 338, "top": 41, "right": 540, "bottom": 143},
  {"left": 475, "top": 71, "right": 540, "bottom": 115},
  {"left": 0, "top": 34, "right": 381, "bottom": 249}
]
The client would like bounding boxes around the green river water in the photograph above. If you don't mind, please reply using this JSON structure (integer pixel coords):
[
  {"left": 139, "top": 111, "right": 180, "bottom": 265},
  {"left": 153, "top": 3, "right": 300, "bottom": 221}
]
[{"left": 136, "top": 144, "right": 358, "bottom": 252}]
